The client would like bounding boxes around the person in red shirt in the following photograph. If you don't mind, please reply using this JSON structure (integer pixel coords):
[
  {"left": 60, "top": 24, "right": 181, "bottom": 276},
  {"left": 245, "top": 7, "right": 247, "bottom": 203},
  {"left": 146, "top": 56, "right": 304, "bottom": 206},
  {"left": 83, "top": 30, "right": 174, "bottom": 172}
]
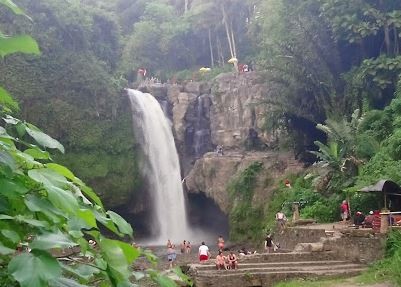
[{"left": 340, "top": 200, "right": 349, "bottom": 223}]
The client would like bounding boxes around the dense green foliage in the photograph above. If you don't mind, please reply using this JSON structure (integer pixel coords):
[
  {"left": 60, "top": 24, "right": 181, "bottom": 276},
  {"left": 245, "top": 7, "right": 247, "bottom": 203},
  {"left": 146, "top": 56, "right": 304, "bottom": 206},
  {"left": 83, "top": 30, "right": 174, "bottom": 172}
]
[
  {"left": 227, "top": 162, "right": 264, "bottom": 242},
  {"left": 0, "top": 113, "right": 139, "bottom": 286},
  {"left": 0, "top": 2, "right": 186, "bottom": 286},
  {"left": 0, "top": 2, "right": 140, "bottom": 285},
  {"left": 5, "top": 0, "right": 401, "bottom": 215},
  {"left": 2, "top": 1, "right": 401, "bottom": 285},
  {"left": 370, "top": 230, "right": 401, "bottom": 286},
  {"left": 0, "top": 0, "right": 140, "bottom": 209}
]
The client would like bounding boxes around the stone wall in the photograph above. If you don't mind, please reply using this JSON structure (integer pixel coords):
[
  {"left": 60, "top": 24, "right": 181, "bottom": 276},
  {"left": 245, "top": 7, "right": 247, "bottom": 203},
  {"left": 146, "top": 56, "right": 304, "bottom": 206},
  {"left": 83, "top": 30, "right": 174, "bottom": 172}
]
[
  {"left": 324, "top": 232, "right": 386, "bottom": 263},
  {"left": 276, "top": 227, "right": 386, "bottom": 263},
  {"left": 276, "top": 227, "right": 327, "bottom": 250}
]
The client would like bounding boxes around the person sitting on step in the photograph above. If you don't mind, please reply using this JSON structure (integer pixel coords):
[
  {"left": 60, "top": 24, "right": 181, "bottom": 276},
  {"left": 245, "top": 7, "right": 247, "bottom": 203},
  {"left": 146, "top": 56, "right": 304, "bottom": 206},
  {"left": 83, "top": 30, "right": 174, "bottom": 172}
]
[
  {"left": 227, "top": 251, "right": 238, "bottom": 270},
  {"left": 215, "top": 250, "right": 227, "bottom": 270}
]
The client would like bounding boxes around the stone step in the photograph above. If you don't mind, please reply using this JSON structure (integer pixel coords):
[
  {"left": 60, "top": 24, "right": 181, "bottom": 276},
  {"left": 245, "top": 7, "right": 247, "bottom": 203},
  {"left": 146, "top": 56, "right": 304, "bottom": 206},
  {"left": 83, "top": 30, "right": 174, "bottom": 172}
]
[
  {"left": 191, "top": 260, "right": 353, "bottom": 271},
  {"left": 193, "top": 267, "right": 367, "bottom": 287},
  {"left": 197, "top": 267, "right": 366, "bottom": 278},
  {"left": 196, "top": 263, "right": 364, "bottom": 276},
  {"left": 220, "top": 251, "right": 337, "bottom": 263}
]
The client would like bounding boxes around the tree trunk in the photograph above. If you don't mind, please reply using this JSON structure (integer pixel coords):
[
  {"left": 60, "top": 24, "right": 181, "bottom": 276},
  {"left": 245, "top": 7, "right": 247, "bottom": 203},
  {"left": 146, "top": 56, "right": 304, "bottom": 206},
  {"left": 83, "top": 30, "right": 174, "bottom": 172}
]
[
  {"left": 216, "top": 35, "right": 224, "bottom": 66},
  {"left": 384, "top": 21, "right": 391, "bottom": 55},
  {"left": 184, "top": 0, "right": 189, "bottom": 13},
  {"left": 230, "top": 20, "right": 237, "bottom": 58},
  {"left": 394, "top": 26, "right": 399, "bottom": 55},
  {"left": 221, "top": 4, "right": 234, "bottom": 58},
  {"left": 208, "top": 28, "right": 215, "bottom": 67},
  {"left": 380, "top": 0, "right": 391, "bottom": 55},
  {"left": 94, "top": 91, "right": 100, "bottom": 118}
]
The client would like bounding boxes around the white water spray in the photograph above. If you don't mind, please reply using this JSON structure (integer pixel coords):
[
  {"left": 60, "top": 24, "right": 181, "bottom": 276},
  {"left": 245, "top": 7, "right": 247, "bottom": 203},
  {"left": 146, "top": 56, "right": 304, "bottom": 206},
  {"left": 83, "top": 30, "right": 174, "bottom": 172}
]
[{"left": 127, "top": 89, "right": 190, "bottom": 244}]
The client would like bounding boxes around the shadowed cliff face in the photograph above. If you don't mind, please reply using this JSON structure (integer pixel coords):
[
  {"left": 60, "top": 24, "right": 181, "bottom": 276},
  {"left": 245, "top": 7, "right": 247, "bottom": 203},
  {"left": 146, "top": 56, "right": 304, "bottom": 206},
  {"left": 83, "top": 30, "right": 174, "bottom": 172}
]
[{"left": 184, "top": 151, "right": 304, "bottom": 214}]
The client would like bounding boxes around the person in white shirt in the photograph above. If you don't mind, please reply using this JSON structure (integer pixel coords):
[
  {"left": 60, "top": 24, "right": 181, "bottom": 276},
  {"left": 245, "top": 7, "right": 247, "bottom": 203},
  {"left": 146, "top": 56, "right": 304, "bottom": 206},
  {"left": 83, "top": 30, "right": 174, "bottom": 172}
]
[
  {"left": 198, "top": 241, "right": 210, "bottom": 262},
  {"left": 276, "top": 211, "right": 287, "bottom": 233}
]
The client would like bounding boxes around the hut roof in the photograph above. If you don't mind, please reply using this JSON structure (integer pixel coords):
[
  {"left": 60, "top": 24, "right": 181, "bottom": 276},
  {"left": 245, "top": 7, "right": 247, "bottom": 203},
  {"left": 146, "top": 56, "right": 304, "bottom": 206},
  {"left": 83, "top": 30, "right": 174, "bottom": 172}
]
[{"left": 359, "top": 180, "right": 401, "bottom": 195}]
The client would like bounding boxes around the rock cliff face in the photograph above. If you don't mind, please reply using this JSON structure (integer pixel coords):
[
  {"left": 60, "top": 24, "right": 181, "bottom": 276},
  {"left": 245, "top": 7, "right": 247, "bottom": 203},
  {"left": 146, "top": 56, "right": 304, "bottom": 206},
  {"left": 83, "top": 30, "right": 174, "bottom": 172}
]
[
  {"left": 138, "top": 72, "right": 303, "bottom": 216},
  {"left": 210, "top": 72, "right": 275, "bottom": 148},
  {"left": 184, "top": 151, "right": 303, "bottom": 213}
]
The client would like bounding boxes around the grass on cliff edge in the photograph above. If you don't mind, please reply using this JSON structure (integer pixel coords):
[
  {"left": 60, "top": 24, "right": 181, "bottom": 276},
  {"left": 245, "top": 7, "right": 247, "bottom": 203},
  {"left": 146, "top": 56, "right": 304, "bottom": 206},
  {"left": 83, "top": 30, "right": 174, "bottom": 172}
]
[{"left": 272, "top": 274, "right": 392, "bottom": 287}]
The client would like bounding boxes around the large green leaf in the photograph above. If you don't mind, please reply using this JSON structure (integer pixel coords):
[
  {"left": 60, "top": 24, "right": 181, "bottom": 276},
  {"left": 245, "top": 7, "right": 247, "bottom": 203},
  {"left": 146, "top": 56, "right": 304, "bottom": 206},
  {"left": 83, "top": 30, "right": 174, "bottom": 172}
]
[
  {"left": 50, "top": 277, "right": 89, "bottom": 287},
  {"left": 0, "top": 0, "right": 30, "bottom": 18},
  {"left": 100, "top": 238, "right": 140, "bottom": 282},
  {"left": 0, "top": 178, "right": 29, "bottom": 194},
  {"left": 77, "top": 209, "right": 97, "bottom": 229},
  {"left": 25, "top": 124, "right": 64, "bottom": 153},
  {"left": 148, "top": 270, "right": 177, "bottom": 287},
  {"left": 0, "top": 86, "right": 19, "bottom": 111},
  {"left": 14, "top": 149, "right": 43, "bottom": 168},
  {"left": 0, "top": 242, "right": 15, "bottom": 255},
  {"left": 94, "top": 210, "right": 121, "bottom": 235},
  {"left": 30, "top": 231, "right": 78, "bottom": 250},
  {"left": 61, "top": 264, "right": 100, "bottom": 282},
  {"left": 8, "top": 251, "right": 61, "bottom": 287},
  {"left": 46, "top": 185, "right": 79, "bottom": 215},
  {"left": 28, "top": 168, "right": 69, "bottom": 188},
  {"left": 0, "top": 214, "right": 49, "bottom": 227},
  {"left": 103, "top": 239, "right": 139, "bottom": 264},
  {"left": 14, "top": 215, "right": 50, "bottom": 228},
  {"left": 24, "top": 194, "right": 65, "bottom": 223},
  {"left": 80, "top": 185, "right": 103, "bottom": 208},
  {"left": 1, "top": 229, "right": 20, "bottom": 243},
  {"left": 0, "top": 150, "right": 16, "bottom": 171},
  {"left": 3, "top": 114, "right": 19, "bottom": 125},
  {"left": 24, "top": 148, "right": 50, "bottom": 160},
  {"left": 46, "top": 163, "right": 75, "bottom": 180},
  {"left": 0, "top": 34, "right": 39, "bottom": 57},
  {"left": 106, "top": 211, "right": 133, "bottom": 237}
]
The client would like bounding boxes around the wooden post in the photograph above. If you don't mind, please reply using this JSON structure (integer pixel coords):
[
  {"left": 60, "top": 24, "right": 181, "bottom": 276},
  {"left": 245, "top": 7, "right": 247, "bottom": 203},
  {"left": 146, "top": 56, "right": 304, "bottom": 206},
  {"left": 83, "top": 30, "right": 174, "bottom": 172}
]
[
  {"left": 380, "top": 209, "right": 390, "bottom": 234},
  {"left": 292, "top": 203, "right": 300, "bottom": 221}
]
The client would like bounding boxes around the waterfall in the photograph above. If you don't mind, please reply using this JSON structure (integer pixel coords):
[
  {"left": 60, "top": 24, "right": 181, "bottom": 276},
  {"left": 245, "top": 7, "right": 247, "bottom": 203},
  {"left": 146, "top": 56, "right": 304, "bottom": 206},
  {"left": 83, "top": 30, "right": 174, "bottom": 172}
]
[
  {"left": 127, "top": 89, "right": 190, "bottom": 244},
  {"left": 193, "top": 94, "right": 212, "bottom": 158}
]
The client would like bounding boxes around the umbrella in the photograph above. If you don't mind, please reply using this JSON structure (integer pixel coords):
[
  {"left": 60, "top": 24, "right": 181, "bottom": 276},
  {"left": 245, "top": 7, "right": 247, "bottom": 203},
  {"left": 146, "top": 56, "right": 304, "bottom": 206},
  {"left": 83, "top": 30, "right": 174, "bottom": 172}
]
[
  {"left": 199, "top": 67, "right": 211, "bottom": 72},
  {"left": 227, "top": 57, "right": 238, "bottom": 64}
]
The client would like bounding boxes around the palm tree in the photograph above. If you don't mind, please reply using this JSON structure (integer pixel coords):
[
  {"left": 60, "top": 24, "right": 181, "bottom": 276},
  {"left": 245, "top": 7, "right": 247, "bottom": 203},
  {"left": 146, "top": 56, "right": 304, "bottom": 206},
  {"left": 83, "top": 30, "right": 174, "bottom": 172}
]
[{"left": 311, "top": 110, "right": 363, "bottom": 191}]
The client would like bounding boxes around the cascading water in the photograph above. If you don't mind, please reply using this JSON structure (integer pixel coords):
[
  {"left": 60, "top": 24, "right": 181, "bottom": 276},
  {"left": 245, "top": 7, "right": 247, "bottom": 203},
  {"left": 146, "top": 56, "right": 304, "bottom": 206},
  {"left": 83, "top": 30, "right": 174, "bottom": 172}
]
[
  {"left": 193, "top": 94, "right": 212, "bottom": 158},
  {"left": 127, "top": 89, "right": 190, "bottom": 244}
]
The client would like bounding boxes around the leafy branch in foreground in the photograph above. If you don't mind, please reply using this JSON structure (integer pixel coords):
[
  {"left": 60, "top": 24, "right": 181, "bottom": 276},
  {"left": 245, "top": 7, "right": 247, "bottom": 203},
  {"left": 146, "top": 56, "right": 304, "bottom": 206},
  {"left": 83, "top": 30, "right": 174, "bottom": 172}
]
[
  {"left": 0, "top": 114, "right": 141, "bottom": 286},
  {"left": 0, "top": 0, "right": 181, "bottom": 286}
]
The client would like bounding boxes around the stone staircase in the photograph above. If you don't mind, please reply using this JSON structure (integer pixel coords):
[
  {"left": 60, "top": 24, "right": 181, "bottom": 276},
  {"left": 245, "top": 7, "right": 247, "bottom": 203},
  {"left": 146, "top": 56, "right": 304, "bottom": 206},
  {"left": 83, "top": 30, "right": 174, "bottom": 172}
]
[{"left": 189, "top": 252, "right": 367, "bottom": 287}]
